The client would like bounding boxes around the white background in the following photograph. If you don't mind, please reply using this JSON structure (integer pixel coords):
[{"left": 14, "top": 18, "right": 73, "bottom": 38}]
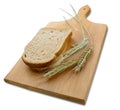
[{"left": 0, "top": 0, "right": 120, "bottom": 110}]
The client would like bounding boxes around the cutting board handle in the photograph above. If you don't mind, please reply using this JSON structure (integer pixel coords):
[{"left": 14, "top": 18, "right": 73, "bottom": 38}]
[{"left": 78, "top": 5, "right": 91, "bottom": 20}]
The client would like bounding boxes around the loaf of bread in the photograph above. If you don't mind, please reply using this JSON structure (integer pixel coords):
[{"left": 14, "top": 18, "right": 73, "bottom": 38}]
[{"left": 22, "top": 28, "right": 72, "bottom": 68}]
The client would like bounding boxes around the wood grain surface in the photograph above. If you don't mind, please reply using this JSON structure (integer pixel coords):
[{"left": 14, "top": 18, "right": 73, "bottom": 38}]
[{"left": 4, "top": 5, "right": 108, "bottom": 105}]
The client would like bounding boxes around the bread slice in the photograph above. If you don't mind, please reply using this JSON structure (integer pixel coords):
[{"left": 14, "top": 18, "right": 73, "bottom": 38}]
[{"left": 22, "top": 28, "right": 72, "bottom": 68}]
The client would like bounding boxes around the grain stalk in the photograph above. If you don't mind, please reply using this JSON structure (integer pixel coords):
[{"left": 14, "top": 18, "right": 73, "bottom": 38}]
[
  {"left": 56, "top": 38, "right": 89, "bottom": 62},
  {"left": 44, "top": 60, "right": 78, "bottom": 78},
  {"left": 73, "top": 47, "right": 92, "bottom": 72},
  {"left": 44, "top": 47, "right": 92, "bottom": 78}
]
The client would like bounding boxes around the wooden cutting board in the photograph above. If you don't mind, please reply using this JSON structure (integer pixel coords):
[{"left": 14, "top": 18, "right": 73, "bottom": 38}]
[{"left": 4, "top": 5, "right": 108, "bottom": 105}]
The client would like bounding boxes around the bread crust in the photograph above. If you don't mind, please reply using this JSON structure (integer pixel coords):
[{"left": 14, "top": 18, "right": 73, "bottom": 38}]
[{"left": 22, "top": 28, "right": 72, "bottom": 68}]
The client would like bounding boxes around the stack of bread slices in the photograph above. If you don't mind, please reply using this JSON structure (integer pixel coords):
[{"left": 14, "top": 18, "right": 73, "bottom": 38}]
[{"left": 22, "top": 28, "right": 72, "bottom": 70}]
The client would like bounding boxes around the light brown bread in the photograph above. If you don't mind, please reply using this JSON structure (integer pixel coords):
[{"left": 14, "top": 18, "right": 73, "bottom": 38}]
[{"left": 22, "top": 28, "right": 72, "bottom": 68}]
